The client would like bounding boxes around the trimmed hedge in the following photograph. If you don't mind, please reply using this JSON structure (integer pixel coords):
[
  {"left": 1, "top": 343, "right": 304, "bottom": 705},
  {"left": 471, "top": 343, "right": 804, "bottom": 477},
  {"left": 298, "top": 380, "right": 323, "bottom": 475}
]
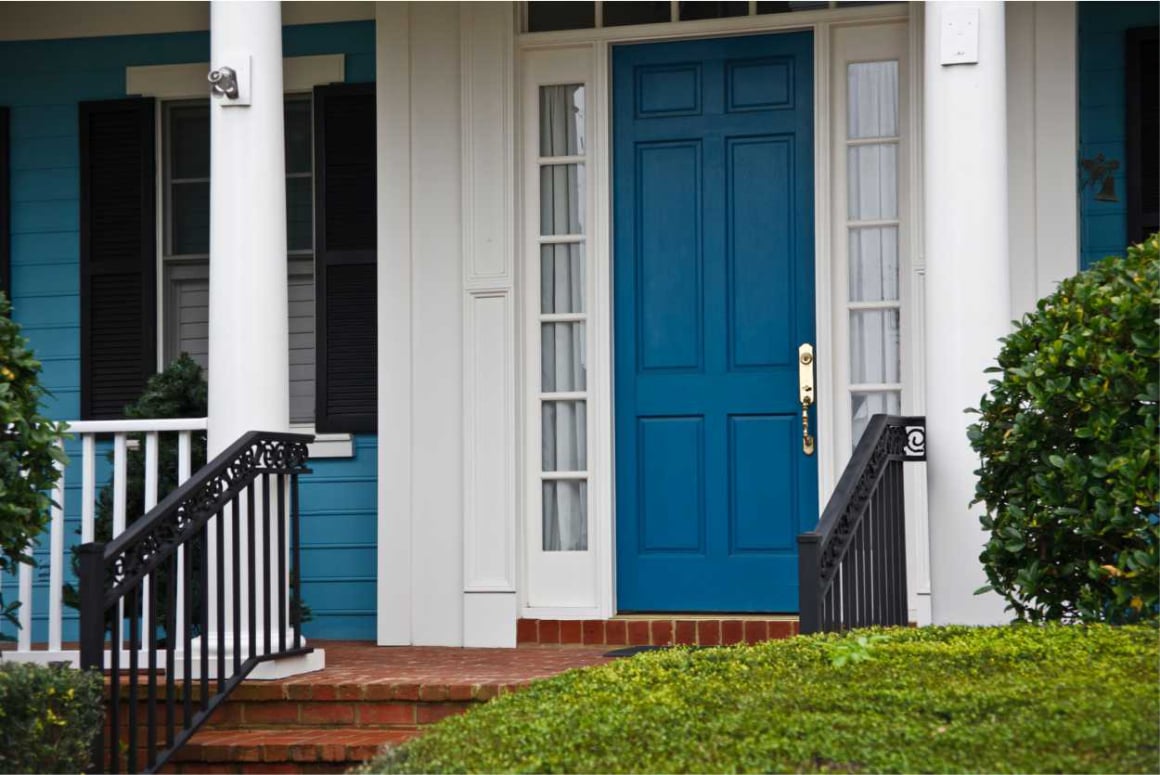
[
  {"left": 364, "top": 625, "right": 1159, "bottom": 774},
  {"left": 0, "top": 661, "right": 104, "bottom": 774}
]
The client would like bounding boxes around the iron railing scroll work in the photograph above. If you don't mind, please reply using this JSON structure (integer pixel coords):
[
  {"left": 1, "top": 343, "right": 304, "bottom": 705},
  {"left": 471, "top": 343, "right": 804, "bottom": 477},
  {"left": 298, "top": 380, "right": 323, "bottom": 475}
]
[
  {"left": 77, "top": 431, "right": 314, "bottom": 774},
  {"left": 797, "top": 415, "right": 926, "bottom": 634}
]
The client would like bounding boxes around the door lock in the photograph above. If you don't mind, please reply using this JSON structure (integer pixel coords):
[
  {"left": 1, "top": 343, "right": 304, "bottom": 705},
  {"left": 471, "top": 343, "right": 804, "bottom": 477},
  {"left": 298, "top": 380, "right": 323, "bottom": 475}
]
[{"left": 799, "top": 343, "right": 815, "bottom": 456}]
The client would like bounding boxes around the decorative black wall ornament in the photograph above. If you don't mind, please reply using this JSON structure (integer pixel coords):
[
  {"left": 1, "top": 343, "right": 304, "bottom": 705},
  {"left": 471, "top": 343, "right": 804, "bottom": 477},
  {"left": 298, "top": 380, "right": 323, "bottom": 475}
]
[{"left": 1080, "top": 153, "right": 1120, "bottom": 203}]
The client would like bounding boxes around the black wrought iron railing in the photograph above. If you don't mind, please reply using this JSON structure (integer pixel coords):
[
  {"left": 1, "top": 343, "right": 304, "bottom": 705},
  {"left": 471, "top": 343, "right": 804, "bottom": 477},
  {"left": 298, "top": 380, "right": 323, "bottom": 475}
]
[
  {"left": 797, "top": 415, "right": 925, "bottom": 634},
  {"left": 77, "top": 431, "right": 314, "bottom": 774}
]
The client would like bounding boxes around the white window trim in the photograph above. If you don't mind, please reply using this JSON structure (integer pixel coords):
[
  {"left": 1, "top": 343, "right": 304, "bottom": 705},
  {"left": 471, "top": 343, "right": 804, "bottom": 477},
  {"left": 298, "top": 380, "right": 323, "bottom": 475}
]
[
  {"left": 126, "top": 54, "right": 354, "bottom": 459},
  {"left": 517, "top": 3, "right": 915, "bottom": 618}
]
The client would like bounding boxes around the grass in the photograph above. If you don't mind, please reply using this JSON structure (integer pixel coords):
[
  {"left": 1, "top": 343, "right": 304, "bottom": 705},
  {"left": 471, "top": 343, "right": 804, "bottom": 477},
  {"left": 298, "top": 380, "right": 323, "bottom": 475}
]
[{"left": 361, "top": 624, "right": 1159, "bottom": 774}]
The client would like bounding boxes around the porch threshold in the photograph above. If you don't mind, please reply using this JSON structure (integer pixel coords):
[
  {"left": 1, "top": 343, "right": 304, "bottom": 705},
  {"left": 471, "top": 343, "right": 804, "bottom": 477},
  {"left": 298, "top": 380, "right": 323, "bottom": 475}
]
[{"left": 517, "top": 616, "right": 801, "bottom": 647}]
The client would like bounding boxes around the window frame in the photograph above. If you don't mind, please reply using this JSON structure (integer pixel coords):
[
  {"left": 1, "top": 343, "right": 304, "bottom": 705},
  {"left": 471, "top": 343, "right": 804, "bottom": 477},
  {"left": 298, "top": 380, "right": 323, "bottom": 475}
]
[{"left": 126, "top": 55, "right": 354, "bottom": 458}]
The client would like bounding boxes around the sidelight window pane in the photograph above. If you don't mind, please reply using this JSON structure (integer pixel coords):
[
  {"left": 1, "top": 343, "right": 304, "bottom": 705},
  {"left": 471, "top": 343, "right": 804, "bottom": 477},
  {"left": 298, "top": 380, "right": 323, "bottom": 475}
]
[
  {"left": 540, "top": 164, "right": 585, "bottom": 235},
  {"left": 539, "top": 85, "right": 586, "bottom": 156},
  {"left": 542, "top": 402, "right": 588, "bottom": 472},
  {"left": 541, "top": 243, "right": 585, "bottom": 314},
  {"left": 848, "top": 61, "right": 899, "bottom": 139},
  {"left": 849, "top": 309, "right": 900, "bottom": 385},
  {"left": 541, "top": 322, "right": 587, "bottom": 392},
  {"left": 852, "top": 390, "right": 901, "bottom": 447},
  {"left": 847, "top": 144, "right": 898, "bottom": 221},
  {"left": 543, "top": 480, "right": 588, "bottom": 551},
  {"left": 848, "top": 227, "right": 899, "bottom": 302}
]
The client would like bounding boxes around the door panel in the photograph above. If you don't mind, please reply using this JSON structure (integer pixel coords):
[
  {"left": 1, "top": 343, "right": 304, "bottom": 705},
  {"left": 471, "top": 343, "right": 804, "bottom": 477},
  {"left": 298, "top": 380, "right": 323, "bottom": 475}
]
[{"left": 614, "top": 32, "right": 816, "bottom": 612}]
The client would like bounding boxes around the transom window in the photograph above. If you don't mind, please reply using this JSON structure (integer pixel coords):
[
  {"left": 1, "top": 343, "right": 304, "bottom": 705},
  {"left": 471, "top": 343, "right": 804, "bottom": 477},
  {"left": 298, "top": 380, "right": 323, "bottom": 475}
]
[
  {"left": 524, "top": 1, "right": 884, "bottom": 32},
  {"left": 161, "top": 98, "right": 316, "bottom": 424}
]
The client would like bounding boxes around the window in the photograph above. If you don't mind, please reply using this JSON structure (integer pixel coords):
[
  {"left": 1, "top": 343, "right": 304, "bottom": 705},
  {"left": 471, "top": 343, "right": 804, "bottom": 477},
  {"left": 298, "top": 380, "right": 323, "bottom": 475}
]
[
  {"left": 845, "top": 61, "right": 901, "bottom": 445},
  {"left": 161, "top": 98, "right": 316, "bottom": 424},
  {"left": 524, "top": 1, "right": 874, "bottom": 32},
  {"left": 537, "top": 84, "right": 589, "bottom": 552}
]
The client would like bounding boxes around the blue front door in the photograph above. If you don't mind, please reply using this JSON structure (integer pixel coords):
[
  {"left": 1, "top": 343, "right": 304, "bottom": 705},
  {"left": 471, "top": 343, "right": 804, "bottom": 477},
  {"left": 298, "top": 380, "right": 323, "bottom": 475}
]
[{"left": 613, "top": 32, "right": 816, "bottom": 612}]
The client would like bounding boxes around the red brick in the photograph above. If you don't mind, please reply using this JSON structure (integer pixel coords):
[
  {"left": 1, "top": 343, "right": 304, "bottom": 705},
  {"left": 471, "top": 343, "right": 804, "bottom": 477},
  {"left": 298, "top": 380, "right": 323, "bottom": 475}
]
[
  {"left": 284, "top": 684, "right": 314, "bottom": 701},
  {"left": 320, "top": 744, "right": 349, "bottom": 762},
  {"left": 448, "top": 684, "right": 475, "bottom": 701},
  {"left": 675, "top": 620, "right": 697, "bottom": 645},
  {"left": 233, "top": 744, "right": 262, "bottom": 762},
  {"left": 768, "top": 620, "right": 794, "bottom": 640},
  {"left": 363, "top": 684, "right": 395, "bottom": 701},
  {"left": 721, "top": 620, "right": 744, "bottom": 645},
  {"left": 207, "top": 703, "right": 244, "bottom": 727},
  {"left": 605, "top": 620, "right": 627, "bottom": 645},
  {"left": 290, "top": 744, "right": 320, "bottom": 762},
  {"left": 299, "top": 703, "right": 356, "bottom": 725},
  {"left": 744, "top": 620, "right": 768, "bottom": 644},
  {"left": 417, "top": 703, "right": 468, "bottom": 725},
  {"left": 358, "top": 702, "right": 416, "bottom": 726},
  {"left": 627, "top": 620, "right": 651, "bottom": 645},
  {"left": 475, "top": 684, "right": 500, "bottom": 701},
  {"left": 392, "top": 683, "right": 421, "bottom": 701},
  {"left": 560, "top": 620, "right": 582, "bottom": 644},
  {"left": 650, "top": 620, "right": 673, "bottom": 645},
  {"left": 516, "top": 618, "right": 538, "bottom": 644},
  {"left": 538, "top": 620, "right": 560, "bottom": 644},
  {"left": 582, "top": 620, "right": 605, "bottom": 645},
  {"left": 697, "top": 620, "right": 720, "bottom": 646},
  {"left": 419, "top": 684, "right": 450, "bottom": 702},
  {"left": 261, "top": 744, "right": 291, "bottom": 762},
  {"left": 336, "top": 684, "right": 364, "bottom": 700},
  {"left": 244, "top": 703, "right": 300, "bottom": 725},
  {"left": 234, "top": 684, "right": 284, "bottom": 701}
]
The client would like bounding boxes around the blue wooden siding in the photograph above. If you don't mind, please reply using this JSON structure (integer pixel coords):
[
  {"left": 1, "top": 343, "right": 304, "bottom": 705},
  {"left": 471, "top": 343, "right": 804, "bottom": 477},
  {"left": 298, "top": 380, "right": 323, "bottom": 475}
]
[
  {"left": 0, "top": 22, "right": 378, "bottom": 642},
  {"left": 1077, "top": 1, "right": 1160, "bottom": 268}
]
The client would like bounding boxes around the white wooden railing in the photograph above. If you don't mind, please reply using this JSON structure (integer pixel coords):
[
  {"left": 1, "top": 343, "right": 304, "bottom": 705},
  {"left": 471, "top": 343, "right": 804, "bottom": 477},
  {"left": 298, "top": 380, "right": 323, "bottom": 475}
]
[{"left": 3, "top": 417, "right": 208, "bottom": 664}]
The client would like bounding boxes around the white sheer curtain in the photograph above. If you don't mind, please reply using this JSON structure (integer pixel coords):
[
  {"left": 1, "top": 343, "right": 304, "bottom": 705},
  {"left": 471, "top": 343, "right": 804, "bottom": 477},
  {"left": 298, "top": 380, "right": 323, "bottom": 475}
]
[
  {"left": 539, "top": 85, "right": 588, "bottom": 551},
  {"left": 847, "top": 62, "right": 902, "bottom": 446}
]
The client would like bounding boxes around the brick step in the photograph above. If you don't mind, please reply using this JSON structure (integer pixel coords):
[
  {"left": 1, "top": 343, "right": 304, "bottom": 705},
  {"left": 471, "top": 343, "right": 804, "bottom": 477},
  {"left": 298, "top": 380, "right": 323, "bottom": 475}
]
[
  {"left": 159, "top": 728, "right": 419, "bottom": 774},
  {"left": 517, "top": 616, "right": 800, "bottom": 646}
]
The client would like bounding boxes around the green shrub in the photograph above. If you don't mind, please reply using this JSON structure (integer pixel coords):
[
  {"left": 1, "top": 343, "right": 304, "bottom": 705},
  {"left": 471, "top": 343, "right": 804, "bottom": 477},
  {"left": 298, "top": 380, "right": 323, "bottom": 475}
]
[
  {"left": 968, "top": 234, "right": 1159, "bottom": 623},
  {"left": 363, "top": 625, "right": 1158, "bottom": 774},
  {"left": 0, "top": 661, "right": 104, "bottom": 774},
  {"left": 0, "top": 293, "right": 69, "bottom": 629}
]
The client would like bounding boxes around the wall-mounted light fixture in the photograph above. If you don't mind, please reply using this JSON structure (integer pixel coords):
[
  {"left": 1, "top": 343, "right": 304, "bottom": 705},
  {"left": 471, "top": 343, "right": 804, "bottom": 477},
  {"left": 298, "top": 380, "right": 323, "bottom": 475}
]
[{"left": 207, "top": 54, "right": 251, "bottom": 106}]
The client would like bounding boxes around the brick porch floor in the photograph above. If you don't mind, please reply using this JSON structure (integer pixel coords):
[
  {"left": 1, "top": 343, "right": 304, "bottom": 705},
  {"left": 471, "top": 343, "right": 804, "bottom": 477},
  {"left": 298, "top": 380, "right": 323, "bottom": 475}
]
[{"left": 163, "top": 641, "right": 614, "bottom": 773}]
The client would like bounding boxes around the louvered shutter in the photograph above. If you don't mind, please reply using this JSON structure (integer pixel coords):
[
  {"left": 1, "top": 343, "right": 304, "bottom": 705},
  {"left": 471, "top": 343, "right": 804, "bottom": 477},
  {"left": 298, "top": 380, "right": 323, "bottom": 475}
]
[
  {"left": 0, "top": 107, "right": 9, "bottom": 300},
  {"left": 1126, "top": 27, "right": 1159, "bottom": 243},
  {"left": 314, "top": 83, "right": 377, "bottom": 433},
  {"left": 79, "top": 98, "right": 157, "bottom": 420}
]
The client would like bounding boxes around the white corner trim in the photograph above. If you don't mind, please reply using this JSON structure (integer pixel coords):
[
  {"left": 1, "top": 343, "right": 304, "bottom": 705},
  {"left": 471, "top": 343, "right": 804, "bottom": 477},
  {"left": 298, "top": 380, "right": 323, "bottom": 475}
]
[{"left": 127, "top": 54, "right": 345, "bottom": 99}]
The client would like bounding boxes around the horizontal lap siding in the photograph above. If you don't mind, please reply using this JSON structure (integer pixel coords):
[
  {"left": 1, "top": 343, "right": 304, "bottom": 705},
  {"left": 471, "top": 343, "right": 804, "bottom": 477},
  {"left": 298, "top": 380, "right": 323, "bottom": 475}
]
[
  {"left": 0, "top": 21, "right": 378, "bottom": 643},
  {"left": 1077, "top": 1, "right": 1160, "bottom": 267}
]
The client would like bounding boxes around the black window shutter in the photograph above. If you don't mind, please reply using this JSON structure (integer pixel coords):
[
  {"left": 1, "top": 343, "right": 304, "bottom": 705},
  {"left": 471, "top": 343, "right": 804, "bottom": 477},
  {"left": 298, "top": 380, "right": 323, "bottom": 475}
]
[
  {"left": 0, "top": 106, "right": 9, "bottom": 301},
  {"left": 314, "top": 83, "right": 377, "bottom": 433},
  {"left": 79, "top": 98, "right": 157, "bottom": 420},
  {"left": 1126, "top": 26, "right": 1159, "bottom": 243}
]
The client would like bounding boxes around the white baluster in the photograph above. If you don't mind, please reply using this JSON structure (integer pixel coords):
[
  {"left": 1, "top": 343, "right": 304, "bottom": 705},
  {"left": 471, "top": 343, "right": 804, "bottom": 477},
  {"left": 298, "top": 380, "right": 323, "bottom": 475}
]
[
  {"left": 113, "top": 433, "right": 127, "bottom": 647},
  {"left": 81, "top": 434, "right": 95, "bottom": 543},
  {"left": 176, "top": 431, "right": 192, "bottom": 646},
  {"left": 48, "top": 441, "right": 65, "bottom": 651},
  {"left": 142, "top": 432, "right": 159, "bottom": 652},
  {"left": 17, "top": 560, "right": 31, "bottom": 652}
]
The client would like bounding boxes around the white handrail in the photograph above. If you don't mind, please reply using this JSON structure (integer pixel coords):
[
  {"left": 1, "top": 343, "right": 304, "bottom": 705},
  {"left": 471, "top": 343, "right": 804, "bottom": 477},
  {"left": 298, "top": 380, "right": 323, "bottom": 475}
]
[{"left": 5, "top": 417, "right": 208, "bottom": 665}]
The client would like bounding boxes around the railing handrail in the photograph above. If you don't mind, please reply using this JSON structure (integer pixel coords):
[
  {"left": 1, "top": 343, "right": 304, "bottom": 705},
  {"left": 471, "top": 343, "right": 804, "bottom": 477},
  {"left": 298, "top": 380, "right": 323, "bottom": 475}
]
[
  {"left": 801, "top": 414, "right": 925, "bottom": 549},
  {"left": 78, "top": 429, "right": 314, "bottom": 774},
  {"left": 66, "top": 417, "right": 209, "bottom": 434},
  {"left": 798, "top": 414, "right": 925, "bottom": 634},
  {"left": 101, "top": 430, "right": 311, "bottom": 566}
]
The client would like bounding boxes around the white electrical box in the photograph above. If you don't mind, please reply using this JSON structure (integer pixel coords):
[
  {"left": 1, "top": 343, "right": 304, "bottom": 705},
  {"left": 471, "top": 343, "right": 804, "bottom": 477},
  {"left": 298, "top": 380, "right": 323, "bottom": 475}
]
[{"left": 940, "top": 7, "right": 979, "bottom": 66}]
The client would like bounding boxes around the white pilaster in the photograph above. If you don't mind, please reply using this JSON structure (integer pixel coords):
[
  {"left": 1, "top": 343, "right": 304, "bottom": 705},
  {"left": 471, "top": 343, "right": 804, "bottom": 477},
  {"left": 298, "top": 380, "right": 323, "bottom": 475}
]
[
  {"left": 922, "top": 0, "right": 1010, "bottom": 625},
  {"left": 208, "top": 0, "right": 289, "bottom": 453},
  {"left": 206, "top": 0, "right": 322, "bottom": 677}
]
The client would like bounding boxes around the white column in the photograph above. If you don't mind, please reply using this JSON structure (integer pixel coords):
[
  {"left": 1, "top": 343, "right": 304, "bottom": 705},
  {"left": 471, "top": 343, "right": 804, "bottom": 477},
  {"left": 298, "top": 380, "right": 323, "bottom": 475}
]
[
  {"left": 922, "top": 1, "right": 1010, "bottom": 625},
  {"left": 205, "top": 0, "right": 323, "bottom": 678},
  {"left": 208, "top": 0, "right": 289, "bottom": 455}
]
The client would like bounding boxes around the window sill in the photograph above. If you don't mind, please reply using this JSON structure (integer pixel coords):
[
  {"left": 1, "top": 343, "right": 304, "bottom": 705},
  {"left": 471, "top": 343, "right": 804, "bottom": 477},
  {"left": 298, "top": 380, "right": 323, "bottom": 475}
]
[{"left": 291, "top": 424, "right": 355, "bottom": 459}]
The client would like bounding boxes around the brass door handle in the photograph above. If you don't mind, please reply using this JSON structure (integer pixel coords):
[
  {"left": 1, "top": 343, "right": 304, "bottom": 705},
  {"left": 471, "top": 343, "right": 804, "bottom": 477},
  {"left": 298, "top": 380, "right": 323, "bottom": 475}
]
[{"left": 799, "top": 343, "right": 815, "bottom": 456}]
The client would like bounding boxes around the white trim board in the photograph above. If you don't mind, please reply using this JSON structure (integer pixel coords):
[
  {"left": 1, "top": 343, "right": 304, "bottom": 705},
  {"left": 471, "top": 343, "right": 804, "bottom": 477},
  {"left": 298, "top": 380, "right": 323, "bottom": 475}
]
[{"left": 127, "top": 55, "right": 345, "bottom": 100}]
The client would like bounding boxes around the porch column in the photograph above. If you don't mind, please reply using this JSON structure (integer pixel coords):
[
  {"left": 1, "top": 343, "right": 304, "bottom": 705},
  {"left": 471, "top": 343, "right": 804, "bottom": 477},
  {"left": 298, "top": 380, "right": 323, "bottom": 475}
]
[
  {"left": 208, "top": 0, "right": 289, "bottom": 454},
  {"left": 922, "top": 1, "right": 1010, "bottom": 625}
]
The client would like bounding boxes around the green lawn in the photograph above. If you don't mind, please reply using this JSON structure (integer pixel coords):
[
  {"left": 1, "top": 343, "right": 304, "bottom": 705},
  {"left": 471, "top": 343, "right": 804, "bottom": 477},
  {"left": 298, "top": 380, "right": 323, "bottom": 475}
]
[{"left": 362, "top": 624, "right": 1159, "bottom": 774}]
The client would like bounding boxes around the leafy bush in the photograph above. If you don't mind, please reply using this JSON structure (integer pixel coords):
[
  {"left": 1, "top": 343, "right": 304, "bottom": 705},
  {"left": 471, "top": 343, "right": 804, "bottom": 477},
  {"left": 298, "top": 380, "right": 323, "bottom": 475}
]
[
  {"left": 363, "top": 625, "right": 1158, "bottom": 774},
  {"left": 0, "top": 661, "right": 104, "bottom": 774},
  {"left": 968, "top": 234, "right": 1159, "bottom": 623},
  {"left": 0, "top": 293, "right": 69, "bottom": 629}
]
